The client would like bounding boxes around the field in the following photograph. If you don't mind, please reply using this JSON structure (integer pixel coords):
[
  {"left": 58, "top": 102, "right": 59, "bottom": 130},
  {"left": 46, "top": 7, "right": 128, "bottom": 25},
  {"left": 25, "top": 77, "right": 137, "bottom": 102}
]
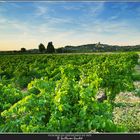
[{"left": 0, "top": 52, "right": 139, "bottom": 132}]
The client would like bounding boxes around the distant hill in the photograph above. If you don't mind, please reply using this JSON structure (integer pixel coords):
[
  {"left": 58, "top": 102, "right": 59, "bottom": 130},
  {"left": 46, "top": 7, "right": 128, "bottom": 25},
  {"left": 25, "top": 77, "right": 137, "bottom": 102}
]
[
  {"left": 56, "top": 42, "right": 140, "bottom": 53},
  {"left": 1, "top": 42, "right": 140, "bottom": 54}
]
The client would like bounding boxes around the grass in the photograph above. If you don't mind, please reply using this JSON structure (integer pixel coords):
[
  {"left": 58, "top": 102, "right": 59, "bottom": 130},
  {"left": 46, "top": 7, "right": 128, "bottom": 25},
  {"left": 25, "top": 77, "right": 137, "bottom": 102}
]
[
  {"left": 113, "top": 56, "right": 140, "bottom": 132},
  {"left": 113, "top": 91, "right": 140, "bottom": 132}
]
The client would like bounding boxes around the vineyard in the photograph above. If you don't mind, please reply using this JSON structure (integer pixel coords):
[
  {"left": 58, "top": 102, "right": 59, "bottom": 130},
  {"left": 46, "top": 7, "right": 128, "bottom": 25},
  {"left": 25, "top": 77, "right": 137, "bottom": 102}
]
[{"left": 0, "top": 53, "right": 139, "bottom": 132}]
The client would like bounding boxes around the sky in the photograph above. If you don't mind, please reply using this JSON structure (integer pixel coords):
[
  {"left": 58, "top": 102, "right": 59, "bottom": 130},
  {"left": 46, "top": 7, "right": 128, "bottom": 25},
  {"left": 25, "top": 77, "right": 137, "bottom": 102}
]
[{"left": 0, "top": 1, "right": 140, "bottom": 51}]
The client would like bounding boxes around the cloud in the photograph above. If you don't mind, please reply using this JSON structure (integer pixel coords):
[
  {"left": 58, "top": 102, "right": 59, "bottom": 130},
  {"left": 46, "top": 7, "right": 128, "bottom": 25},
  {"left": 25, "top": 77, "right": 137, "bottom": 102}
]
[
  {"left": 35, "top": 6, "right": 48, "bottom": 16},
  {"left": 62, "top": 2, "right": 85, "bottom": 11},
  {"left": 0, "top": 2, "right": 140, "bottom": 51},
  {"left": 63, "top": 6, "right": 82, "bottom": 11},
  {"left": 85, "top": 2, "right": 105, "bottom": 17},
  {"left": 109, "top": 15, "right": 119, "bottom": 20},
  {"left": 0, "top": 16, "right": 7, "bottom": 24},
  {"left": 33, "top": 2, "right": 56, "bottom": 17},
  {"left": 44, "top": 16, "right": 73, "bottom": 25},
  {"left": 71, "top": 16, "right": 126, "bottom": 34}
]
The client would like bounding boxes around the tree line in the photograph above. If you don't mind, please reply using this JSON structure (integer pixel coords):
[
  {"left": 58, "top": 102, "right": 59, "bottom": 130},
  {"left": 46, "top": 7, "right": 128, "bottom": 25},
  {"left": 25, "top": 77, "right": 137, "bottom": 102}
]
[
  {"left": 1, "top": 41, "right": 140, "bottom": 55},
  {"left": 21, "top": 42, "right": 55, "bottom": 53}
]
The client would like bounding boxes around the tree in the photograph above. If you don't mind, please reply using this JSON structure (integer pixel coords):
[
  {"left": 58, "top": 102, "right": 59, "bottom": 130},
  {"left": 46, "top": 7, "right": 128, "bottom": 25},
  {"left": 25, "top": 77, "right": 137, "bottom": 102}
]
[
  {"left": 38, "top": 43, "right": 45, "bottom": 53},
  {"left": 21, "top": 48, "right": 26, "bottom": 52},
  {"left": 46, "top": 42, "right": 55, "bottom": 53},
  {"left": 56, "top": 48, "right": 63, "bottom": 53}
]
